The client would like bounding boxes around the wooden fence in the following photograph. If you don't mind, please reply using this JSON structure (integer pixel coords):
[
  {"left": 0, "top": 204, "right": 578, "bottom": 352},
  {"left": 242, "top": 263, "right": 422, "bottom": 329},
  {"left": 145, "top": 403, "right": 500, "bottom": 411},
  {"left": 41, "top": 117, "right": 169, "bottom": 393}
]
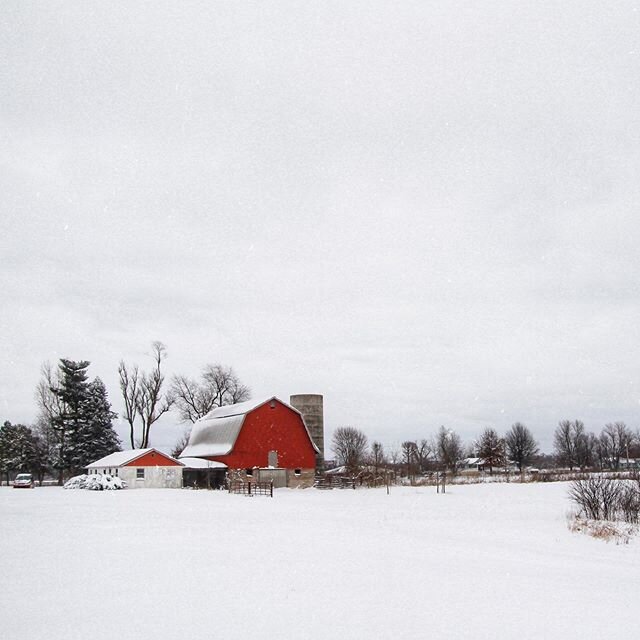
[{"left": 314, "top": 476, "right": 356, "bottom": 490}]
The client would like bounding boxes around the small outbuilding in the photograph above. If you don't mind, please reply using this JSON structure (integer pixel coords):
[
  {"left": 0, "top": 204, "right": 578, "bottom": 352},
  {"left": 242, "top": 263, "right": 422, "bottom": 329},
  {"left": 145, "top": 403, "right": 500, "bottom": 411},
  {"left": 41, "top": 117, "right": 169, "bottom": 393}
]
[{"left": 87, "top": 448, "right": 184, "bottom": 489}]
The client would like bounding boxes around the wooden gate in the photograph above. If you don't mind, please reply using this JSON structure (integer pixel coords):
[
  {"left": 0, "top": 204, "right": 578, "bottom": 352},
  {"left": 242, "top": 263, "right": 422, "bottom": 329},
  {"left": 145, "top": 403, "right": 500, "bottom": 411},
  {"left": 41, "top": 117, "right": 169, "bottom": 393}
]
[{"left": 228, "top": 480, "right": 273, "bottom": 497}]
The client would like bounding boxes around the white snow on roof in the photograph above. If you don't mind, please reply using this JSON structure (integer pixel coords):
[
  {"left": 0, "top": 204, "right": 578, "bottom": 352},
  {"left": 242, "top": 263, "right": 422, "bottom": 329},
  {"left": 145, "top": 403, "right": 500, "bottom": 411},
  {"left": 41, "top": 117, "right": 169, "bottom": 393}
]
[
  {"left": 87, "top": 448, "right": 182, "bottom": 468},
  {"left": 180, "top": 414, "right": 245, "bottom": 458},
  {"left": 203, "top": 396, "right": 275, "bottom": 419},
  {"left": 88, "top": 449, "right": 152, "bottom": 468},
  {"left": 178, "top": 457, "right": 227, "bottom": 469}
]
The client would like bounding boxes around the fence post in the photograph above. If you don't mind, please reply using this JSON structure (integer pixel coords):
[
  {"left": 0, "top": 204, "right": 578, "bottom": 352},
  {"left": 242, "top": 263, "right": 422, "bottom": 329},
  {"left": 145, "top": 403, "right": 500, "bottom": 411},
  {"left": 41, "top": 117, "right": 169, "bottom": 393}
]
[{"left": 270, "top": 480, "right": 273, "bottom": 498}]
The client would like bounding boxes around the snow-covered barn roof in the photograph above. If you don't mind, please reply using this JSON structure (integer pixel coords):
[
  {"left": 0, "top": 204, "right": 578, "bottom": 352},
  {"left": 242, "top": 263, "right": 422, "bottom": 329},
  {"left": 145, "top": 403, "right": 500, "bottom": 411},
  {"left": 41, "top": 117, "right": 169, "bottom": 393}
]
[
  {"left": 180, "top": 413, "right": 245, "bottom": 458},
  {"left": 180, "top": 396, "right": 320, "bottom": 458},
  {"left": 87, "top": 448, "right": 184, "bottom": 468},
  {"left": 203, "top": 397, "right": 273, "bottom": 419}
]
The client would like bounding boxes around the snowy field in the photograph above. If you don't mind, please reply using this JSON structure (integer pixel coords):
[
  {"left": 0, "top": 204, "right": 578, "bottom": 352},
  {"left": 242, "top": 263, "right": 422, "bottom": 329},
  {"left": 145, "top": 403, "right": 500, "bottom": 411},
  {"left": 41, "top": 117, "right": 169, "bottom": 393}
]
[{"left": 1, "top": 482, "right": 638, "bottom": 640}]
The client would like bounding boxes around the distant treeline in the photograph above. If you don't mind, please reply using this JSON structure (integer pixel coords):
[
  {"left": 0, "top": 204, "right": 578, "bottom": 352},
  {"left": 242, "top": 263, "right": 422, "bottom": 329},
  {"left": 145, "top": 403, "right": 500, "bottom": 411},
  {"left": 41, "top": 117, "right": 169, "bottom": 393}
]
[{"left": 330, "top": 421, "right": 640, "bottom": 478}]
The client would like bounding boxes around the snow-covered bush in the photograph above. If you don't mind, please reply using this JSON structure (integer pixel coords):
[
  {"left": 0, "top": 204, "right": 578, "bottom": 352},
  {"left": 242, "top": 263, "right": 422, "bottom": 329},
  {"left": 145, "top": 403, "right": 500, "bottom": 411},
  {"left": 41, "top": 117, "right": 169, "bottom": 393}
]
[
  {"left": 63, "top": 475, "right": 87, "bottom": 490},
  {"left": 64, "top": 474, "right": 126, "bottom": 490}
]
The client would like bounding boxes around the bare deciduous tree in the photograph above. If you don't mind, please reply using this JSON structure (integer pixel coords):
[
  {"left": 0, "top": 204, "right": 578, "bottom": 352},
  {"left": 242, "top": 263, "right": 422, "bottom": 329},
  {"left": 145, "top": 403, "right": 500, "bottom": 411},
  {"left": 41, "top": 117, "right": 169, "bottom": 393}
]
[
  {"left": 600, "top": 422, "right": 634, "bottom": 470},
  {"left": 35, "top": 362, "right": 64, "bottom": 429},
  {"left": 118, "top": 361, "right": 140, "bottom": 449},
  {"left": 476, "top": 427, "right": 505, "bottom": 474},
  {"left": 505, "top": 422, "right": 538, "bottom": 472},
  {"left": 170, "top": 429, "right": 191, "bottom": 459},
  {"left": 332, "top": 426, "right": 368, "bottom": 473},
  {"left": 585, "top": 432, "right": 600, "bottom": 469},
  {"left": 402, "top": 440, "right": 418, "bottom": 481},
  {"left": 436, "top": 426, "right": 463, "bottom": 473},
  {"left": 171, "top": 364, "right": 250, "bottom": 423},
  {"left": 414, "top": 439, "right": 432, "bottom": 474},
  {"left": 388, "top": 447, "right": 401, "bottom": 469},
  {"left": 118, "top": 341, "right": 174, "bottom": 449},
  {"left": 369, "top": 441, "right": 386, "bottom": 474},
  {"left": 554, "top": 420, "right": 593, "bottom": 471}
]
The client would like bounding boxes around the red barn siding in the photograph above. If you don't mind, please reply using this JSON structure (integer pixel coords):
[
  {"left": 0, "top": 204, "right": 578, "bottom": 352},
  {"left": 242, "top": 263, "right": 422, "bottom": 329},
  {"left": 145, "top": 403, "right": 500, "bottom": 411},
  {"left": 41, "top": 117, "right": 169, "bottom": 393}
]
[
  {"left": 209, "top": 400, "right": 316, "bottom": 469},
  {"left": 124, "top": 451, "right": 181, "bottom": 467}
]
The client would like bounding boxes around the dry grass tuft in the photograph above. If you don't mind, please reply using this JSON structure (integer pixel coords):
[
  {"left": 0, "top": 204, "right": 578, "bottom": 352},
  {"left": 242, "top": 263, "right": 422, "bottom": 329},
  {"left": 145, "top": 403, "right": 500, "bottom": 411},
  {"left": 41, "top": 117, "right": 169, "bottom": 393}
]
[{"left": 567, "top": 514, "right": 637, "bottom": 545}]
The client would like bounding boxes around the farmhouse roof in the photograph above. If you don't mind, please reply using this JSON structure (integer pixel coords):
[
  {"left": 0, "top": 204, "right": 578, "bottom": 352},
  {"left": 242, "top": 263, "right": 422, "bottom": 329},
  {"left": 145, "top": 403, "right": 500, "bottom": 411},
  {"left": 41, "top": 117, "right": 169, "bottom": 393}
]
[
  {"left": 180, "top": 396, "right": 320, "bottom": 458},
  {"left": 87, "top": 448, "right": 184, "bottom": 468}
]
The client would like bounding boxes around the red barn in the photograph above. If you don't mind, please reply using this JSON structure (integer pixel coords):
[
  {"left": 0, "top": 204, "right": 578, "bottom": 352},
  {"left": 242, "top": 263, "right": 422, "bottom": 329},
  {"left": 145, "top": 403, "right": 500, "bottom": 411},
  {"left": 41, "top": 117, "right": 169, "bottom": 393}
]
[{"left": 180, "top": 397, "right": 319, "bottom": 487}]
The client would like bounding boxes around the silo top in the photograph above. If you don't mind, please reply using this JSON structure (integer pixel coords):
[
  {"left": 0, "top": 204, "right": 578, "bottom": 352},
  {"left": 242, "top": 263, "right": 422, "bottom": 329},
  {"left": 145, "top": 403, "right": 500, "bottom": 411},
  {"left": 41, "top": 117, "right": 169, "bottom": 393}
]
[{"left": 289, "top": 394, "right": 323, "bottom": 403}]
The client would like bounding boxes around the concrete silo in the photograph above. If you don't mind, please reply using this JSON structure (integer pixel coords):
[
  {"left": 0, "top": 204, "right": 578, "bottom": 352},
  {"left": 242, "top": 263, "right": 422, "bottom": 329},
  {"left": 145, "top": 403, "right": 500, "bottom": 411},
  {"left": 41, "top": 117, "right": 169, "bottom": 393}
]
[{"left": 289, "top": 394, "right": 324, "bottom": 470}]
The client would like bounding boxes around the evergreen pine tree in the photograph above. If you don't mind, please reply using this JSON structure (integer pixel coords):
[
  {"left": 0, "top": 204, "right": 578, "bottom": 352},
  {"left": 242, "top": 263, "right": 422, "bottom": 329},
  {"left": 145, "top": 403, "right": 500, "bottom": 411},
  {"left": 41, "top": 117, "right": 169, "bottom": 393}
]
[
  {"left": 51, "top": 359, "right": 91, "bottom": 482},
  {"left": 50, "top": 359, "right": 122, "bottom": 481},
  {"left": 0, "top": 421, "right": 39, "bottom": 482},
  {"left": 32, "top": 415, "right": 57, "bottom": 484},
  {"left": 69, "top": 377, "right": 121, "bottom": 470},
  {"left": 0, "top": 421, "right": 9, "bottom": 484}
]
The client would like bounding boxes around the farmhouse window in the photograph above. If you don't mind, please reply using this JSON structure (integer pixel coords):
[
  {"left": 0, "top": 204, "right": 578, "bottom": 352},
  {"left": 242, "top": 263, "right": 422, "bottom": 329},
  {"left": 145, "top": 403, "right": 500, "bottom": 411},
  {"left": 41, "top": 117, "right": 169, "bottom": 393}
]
[{"left": 136, "top": 468, "right": 145, "bottom": 479}]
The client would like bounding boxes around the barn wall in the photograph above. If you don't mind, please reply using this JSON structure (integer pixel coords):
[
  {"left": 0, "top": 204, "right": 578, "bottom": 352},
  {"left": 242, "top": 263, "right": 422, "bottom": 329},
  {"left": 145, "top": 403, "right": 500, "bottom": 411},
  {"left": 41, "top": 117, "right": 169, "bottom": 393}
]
[
  {"left": 210, "top": 401, "right": 317, "bottom": 471},
  {"left": 229, "top": 467, "right": 315, "bottom": 489},
  {"left": 287, "top": 468, "right": 315, "bottom": 489}
]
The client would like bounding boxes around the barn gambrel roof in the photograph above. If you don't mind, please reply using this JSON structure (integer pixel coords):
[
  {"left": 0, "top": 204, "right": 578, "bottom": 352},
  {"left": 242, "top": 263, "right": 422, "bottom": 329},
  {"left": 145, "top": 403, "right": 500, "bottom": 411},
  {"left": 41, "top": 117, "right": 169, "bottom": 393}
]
[{"left": 180, "top": 396, "right": 320, "bottom": 459}]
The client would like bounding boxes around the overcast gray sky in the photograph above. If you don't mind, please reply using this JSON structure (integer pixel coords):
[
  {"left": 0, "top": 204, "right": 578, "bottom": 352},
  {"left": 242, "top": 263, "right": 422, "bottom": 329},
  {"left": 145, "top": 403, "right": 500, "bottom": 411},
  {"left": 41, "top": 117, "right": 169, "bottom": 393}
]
[{"left": 2, "top": 1, "right": 640, "bottom": 454}]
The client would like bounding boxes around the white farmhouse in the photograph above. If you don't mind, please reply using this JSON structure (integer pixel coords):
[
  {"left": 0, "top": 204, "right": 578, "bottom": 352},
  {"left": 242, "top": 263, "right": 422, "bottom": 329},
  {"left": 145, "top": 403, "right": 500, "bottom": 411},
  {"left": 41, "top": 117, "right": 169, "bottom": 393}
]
[{"left": 87, "top": 448, "right": 184, "bottom": 489}]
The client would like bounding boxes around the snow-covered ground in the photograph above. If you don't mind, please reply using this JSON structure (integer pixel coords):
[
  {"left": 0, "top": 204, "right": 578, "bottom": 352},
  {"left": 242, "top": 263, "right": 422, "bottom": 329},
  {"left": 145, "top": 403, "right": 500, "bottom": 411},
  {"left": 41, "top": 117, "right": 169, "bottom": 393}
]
[{"left": 1, "top": 482, "right": 637, "bottom": 639}]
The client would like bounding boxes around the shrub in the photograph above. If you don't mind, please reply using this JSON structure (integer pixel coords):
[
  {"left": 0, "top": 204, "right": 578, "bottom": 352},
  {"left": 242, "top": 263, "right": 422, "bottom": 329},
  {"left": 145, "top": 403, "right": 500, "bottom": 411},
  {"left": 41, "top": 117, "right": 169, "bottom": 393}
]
[
  {"left": 64, "top": 473, "right": 126, "bottom": 490},
  {"left": 569, "top": 477, "right": 640, "bottom": 523},
  {"left": 618, "top": 484, "right": 640, "bottom": 524}
]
